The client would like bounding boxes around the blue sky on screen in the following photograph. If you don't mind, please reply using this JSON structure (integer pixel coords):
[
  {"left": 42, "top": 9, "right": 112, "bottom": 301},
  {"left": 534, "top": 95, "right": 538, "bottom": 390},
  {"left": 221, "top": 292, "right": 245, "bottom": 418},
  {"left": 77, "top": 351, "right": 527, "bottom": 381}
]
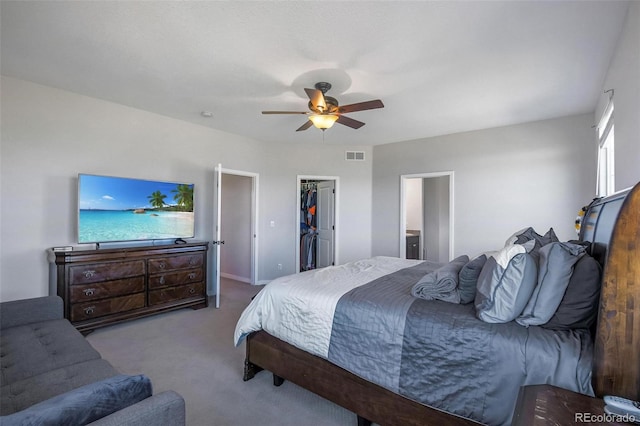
[{"left": 79, "top": 174, "right": 191, "bottom": 210}]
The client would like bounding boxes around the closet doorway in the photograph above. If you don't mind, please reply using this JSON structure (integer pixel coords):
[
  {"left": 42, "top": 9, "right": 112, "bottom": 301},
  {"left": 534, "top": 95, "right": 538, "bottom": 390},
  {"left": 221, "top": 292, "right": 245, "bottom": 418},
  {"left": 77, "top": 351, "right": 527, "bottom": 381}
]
[
  {"left": 400, "top": 172, "right": 454, "bottom": 262},
  {"left": 296, "top": 175, "right": 338, "bottom": 273}
]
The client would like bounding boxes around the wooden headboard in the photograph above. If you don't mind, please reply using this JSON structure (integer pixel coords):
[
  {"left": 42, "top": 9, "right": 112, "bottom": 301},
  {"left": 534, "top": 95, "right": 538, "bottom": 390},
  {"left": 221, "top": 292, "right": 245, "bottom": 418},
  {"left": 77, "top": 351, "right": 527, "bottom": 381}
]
[{"left": 581, "top": 182, "right": 640, "bottom": 400}]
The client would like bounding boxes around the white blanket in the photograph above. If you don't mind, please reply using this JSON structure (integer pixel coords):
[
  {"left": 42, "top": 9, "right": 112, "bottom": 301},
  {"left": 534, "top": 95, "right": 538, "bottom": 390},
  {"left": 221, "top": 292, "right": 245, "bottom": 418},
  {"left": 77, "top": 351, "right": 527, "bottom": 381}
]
[{"left": 234, "top": 256, "right": 423, "bottom": 358}]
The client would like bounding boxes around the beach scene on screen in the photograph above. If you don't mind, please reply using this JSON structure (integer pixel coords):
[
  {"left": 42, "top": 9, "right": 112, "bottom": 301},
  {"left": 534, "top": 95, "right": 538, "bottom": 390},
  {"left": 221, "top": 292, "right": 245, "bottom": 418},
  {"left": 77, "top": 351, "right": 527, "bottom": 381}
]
[{"left": 78, "top": 174, "right": 194, "bottom": 243}]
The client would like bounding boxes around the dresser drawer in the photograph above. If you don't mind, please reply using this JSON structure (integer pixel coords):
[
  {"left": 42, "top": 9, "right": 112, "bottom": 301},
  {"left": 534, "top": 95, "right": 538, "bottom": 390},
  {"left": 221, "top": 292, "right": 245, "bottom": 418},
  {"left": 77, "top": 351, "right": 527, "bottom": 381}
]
[
  {"left": 148, "top": 268, "right": 203, "bottom": 289},
  {"left": 70, "top": 293, "right": 145, "bottom": 322},
  {"left": 70, "top": 277, "right": 145, "bottom": 303},
  {"left": 148, "top": 282, "right": 205, "bottom": 306},
  {"left": 69, "top": 260, "right": 145, "bottom": 285},
  {"left": 148, "top": 253, "right": 204, "bottom": 274}
]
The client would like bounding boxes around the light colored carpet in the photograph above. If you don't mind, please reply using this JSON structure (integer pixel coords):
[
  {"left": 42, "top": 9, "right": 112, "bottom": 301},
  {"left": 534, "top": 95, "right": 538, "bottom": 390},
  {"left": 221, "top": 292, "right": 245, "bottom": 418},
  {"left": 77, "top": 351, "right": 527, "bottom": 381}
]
[{"left": 87, "top": 278, "right": 358, "bottom": 426}]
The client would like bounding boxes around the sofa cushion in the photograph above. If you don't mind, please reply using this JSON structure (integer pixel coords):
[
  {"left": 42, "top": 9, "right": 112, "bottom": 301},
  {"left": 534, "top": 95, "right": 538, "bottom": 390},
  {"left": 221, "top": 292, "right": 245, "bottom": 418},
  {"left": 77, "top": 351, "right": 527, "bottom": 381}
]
[
  {"left": 1, "top": 374, "right": 152, "bottom": 426},
  {"left": 1, "top": 358, "right": 118, "bottom": 415},
  {"left": 0, "top": 319, "right": 101, "bottom": 386},
  {"left": 0, "top": 297, "right": 63, "bottom": 330},
  {"left": 88, "top": 391, "right": 186, "bottom": 426}
]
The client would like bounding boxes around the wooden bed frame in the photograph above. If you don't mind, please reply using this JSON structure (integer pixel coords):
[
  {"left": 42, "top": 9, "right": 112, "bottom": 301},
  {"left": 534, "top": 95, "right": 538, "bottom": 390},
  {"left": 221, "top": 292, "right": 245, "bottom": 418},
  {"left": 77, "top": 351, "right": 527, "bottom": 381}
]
[{"left": 243, "top": 182, "right": 640, "bottom": 425}]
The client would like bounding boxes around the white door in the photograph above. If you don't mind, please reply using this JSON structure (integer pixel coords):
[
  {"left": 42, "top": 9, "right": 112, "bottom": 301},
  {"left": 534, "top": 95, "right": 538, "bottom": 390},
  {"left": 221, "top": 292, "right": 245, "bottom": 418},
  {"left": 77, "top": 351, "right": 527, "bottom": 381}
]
[
  {"left": 316, "top": 181, "right": 335, "bottom": 268},
  {"left": 213, "top": 164, "right": 222, "bottom": 308}
]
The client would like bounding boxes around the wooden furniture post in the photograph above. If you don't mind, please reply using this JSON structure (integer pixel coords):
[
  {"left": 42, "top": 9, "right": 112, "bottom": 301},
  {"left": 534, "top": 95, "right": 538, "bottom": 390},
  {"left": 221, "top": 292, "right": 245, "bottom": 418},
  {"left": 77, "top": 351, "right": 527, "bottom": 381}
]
[{"left": 593, "top": 182, "right": 640, "bottom": 400}]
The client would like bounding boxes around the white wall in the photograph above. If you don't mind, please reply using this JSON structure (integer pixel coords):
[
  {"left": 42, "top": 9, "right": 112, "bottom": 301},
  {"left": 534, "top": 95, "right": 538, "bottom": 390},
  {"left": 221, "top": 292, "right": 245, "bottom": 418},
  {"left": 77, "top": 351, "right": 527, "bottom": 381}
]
[
  {"left": 596, "top": 1, "right": 639, "bottom": 192},
  {"left": 372, "top": 114, "right": 597, "bottom": 259},
  {"left": 0, "top": 76, "right": 373, "bottom": 301}
]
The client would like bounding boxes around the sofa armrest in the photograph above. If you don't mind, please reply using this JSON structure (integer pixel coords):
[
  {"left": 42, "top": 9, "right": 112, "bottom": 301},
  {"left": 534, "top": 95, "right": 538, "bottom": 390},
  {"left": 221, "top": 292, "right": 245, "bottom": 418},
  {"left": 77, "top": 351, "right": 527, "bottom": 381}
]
[
  {"left": 0, "top": 296, "right": 63, "bottom": 329},
  {"left": 86, "top": 391, "right": 186, "bottom": 426}
]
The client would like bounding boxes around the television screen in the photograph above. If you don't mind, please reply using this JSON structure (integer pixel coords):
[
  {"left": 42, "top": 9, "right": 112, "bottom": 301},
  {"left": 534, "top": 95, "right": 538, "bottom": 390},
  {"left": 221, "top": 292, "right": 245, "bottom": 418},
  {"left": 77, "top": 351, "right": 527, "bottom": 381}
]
[{"left": 78, "top": 174, "right": 195, "bottom": 244}]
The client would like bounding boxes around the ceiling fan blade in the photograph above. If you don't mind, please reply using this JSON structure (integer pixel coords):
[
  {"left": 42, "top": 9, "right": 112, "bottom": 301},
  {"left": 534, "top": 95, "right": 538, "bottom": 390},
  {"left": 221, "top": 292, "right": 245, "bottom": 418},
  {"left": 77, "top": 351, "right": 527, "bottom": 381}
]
[
  {"left": 338, "top": 99, "right": 384, "bottom": 114},
  {"left": 304, "top": 88, "right": 327, "bottom": 112},
  {"left": 336, "top": 115, "right": 365, "bottom": 129},
  {"left": 296, "top": 120, "right": 314, "bottom": 132},
  {"left": 262, "top": 111, "right": 308, "bottom": 115}
]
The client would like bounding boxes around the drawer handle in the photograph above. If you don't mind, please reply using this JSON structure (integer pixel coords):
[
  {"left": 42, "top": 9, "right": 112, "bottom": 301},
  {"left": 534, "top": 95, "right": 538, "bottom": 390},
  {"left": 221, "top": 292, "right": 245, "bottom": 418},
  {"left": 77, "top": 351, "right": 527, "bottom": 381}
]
[
  {"left": 189, "top": 287, "right": 196, "bottom": 294},
  {"left": 188, "top": 273, "right": 196, "bottom": 280},
  {"left": 158, "top": 262, "right": 166, "bottom": 269},
  {"left": 84, "top": 306, "right": 95, "bottom": 315},
  {"left": 159, "top": 276, "right": 165, "bottom": 285},
  {"left": 83, "top": 270, "right": 96, "bottom": 278},
  {"left": 189, "top": 258, "right": 198, "bottom": 265},
  {"left": 83, "top": 288, "right": 96, "bottom": 296}
]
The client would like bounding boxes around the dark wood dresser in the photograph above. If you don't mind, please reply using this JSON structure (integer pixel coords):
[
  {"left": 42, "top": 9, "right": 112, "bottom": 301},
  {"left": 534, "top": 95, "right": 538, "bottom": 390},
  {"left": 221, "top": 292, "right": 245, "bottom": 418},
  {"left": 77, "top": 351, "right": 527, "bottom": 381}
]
[{"left": 49, "top": 241, "right": 208, "bottom": 334}]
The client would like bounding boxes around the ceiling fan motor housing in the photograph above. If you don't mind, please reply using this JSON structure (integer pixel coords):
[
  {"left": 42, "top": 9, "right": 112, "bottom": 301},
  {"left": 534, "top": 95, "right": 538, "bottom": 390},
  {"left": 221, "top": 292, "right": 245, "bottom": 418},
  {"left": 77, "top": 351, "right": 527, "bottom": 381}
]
[
  {"left": 309, "top": 96, "right": 339, "bottom": 113},
  {"left": 314, "top": 82, "right": 332, "bottom": 94}
]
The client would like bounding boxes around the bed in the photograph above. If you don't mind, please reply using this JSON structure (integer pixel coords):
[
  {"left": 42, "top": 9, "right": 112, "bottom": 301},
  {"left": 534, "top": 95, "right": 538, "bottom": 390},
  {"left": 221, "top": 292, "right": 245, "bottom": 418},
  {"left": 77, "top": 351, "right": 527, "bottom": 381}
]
[{"left": 234, "top": 182, "right": 640, "bottom": 426}]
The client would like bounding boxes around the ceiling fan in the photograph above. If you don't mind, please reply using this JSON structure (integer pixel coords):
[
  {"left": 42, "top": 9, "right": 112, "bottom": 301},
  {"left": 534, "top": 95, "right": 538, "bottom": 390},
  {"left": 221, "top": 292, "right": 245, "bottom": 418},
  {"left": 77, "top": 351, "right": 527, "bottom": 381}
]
[{"left": 262, "top": 82, "right": 384, "bottom": 132}]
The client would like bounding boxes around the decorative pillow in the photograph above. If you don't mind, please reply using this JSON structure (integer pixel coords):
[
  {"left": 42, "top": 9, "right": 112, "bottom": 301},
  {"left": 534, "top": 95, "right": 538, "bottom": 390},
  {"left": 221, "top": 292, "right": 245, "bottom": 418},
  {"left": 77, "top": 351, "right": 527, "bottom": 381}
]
[
  {"left": 541, "top": 254, "right": 602, "bottom": 330},
  {"left": 458, "top": 254, "right": 487, "bottom": 304},
  {"left": 475, "top": 245, "right": 538, "bottom": 323},
  {"left": 0, "top": 375, "right": 152, "bottom": 426},
  {"left": 505, "top": 227, "right": 559, "bottom": 250},
  {"left": 516, "top": 242, "right": 586, "bottom": 327}
]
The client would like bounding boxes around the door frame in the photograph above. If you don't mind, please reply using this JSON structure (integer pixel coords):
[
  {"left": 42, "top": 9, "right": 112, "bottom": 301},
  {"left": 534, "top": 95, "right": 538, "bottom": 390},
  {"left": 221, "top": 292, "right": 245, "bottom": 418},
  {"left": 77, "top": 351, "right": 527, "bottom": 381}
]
[
  {"left": 296, "top": 175, "right": 339, "bottom": 273},
  {"left": 399, "top": 171, "right": 454, "bottom": 261},
  {"left": 213, "top": 166, "right": 259, "bottom": 307}
]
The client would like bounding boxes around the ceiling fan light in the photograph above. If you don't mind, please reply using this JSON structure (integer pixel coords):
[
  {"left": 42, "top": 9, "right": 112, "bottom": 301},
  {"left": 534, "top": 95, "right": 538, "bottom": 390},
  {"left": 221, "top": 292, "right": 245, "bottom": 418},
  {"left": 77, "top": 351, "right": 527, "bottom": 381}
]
[{"left": 309, "top": 114, "right": 338, "bottom": 130}]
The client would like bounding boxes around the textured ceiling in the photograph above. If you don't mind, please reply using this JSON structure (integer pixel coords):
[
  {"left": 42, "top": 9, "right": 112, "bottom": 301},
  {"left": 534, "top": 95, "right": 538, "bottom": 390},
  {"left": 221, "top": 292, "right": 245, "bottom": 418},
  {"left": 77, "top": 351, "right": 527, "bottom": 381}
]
[{"left": 0, "top": 1, "right": 629, "bottom": 146}]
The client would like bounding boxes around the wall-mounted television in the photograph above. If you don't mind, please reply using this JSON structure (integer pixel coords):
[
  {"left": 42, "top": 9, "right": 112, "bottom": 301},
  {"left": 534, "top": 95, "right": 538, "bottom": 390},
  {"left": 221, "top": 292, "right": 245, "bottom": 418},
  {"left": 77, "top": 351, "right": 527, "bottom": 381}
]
[{"left": 78, "top": 174, "right": 195, "bottom": 244}]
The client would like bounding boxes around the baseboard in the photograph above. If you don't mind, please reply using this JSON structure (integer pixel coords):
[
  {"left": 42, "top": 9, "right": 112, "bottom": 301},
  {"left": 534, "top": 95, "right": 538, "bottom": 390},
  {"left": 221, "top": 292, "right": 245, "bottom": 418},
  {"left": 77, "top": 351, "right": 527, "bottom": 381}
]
[{"left": 220, "top": 272, "right": 251, "bottom": 284}]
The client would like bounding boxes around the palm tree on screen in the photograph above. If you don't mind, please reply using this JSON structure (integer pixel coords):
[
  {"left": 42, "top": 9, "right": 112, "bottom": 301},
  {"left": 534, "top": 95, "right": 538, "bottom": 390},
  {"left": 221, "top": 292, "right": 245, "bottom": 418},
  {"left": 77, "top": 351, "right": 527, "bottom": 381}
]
[
  {"left": 147, "top": 191, "right": 167, "bottom": 209},
  {"left": 172, "top": 184, "right": 193, "bottom": 212}
]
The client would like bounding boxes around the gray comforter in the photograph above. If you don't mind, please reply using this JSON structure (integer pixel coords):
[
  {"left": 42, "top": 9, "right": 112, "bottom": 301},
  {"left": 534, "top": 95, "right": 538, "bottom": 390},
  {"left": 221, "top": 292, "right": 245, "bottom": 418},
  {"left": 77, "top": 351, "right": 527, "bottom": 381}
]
[{"left": 327, "top": 262, "right": 594, "bottom": 425}]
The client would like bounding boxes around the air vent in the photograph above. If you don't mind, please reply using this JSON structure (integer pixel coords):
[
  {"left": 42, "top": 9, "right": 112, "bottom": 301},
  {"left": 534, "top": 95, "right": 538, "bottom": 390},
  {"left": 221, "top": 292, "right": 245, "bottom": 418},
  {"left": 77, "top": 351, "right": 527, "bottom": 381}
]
[{"left": 345, "top": 151, "right": 365, "bottom": 161}]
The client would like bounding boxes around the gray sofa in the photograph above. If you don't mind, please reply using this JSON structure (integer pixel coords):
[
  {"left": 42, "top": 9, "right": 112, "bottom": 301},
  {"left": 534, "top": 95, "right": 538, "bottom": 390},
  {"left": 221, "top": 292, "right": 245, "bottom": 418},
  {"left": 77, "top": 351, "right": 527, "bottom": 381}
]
[{"left": 0, "top": 296, "right": 185, "bottom": 425}]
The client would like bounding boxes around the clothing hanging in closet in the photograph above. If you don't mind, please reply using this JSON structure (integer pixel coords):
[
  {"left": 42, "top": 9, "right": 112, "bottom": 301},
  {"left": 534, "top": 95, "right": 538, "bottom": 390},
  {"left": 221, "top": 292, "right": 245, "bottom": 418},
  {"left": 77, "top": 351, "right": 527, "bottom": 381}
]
[{"left": 300, "top": 183, "right": 317, "bottom": 271}]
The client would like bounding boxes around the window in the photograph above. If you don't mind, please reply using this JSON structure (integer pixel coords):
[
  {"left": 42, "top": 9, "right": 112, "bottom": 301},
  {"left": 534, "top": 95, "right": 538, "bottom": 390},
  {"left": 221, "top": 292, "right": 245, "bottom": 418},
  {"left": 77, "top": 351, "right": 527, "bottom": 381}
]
[{"left": 596, "top": 100, "right": 614, "bottom": 197}]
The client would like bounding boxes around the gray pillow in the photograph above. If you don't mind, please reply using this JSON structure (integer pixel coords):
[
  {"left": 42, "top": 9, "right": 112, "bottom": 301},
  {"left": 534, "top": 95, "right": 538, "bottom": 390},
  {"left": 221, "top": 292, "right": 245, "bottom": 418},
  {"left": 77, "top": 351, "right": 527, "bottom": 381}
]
[
  {"left": 516, "top": 242, "right": 586, "bottom": 327},
  {"left": 505, "top": 227, "right": 559, "bottom": 250},
  {"left": 0, "top": 374, "right": 152, "bottom": 426},
  {"left": 458, "top": 254, "right": 487, "bottom": 304},
  {"left": 541, "top": 254, "right": 601, "bottom": 330},
  {"left": 475, "top": 245, "right": 538, "bottom": 323}
]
